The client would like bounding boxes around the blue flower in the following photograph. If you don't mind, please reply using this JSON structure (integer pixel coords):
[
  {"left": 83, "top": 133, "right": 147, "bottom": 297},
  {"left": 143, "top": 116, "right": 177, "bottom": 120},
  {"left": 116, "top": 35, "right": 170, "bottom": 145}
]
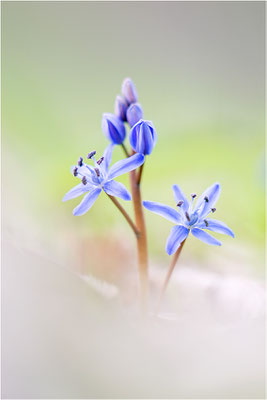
[
  {"left": 114, "top": 95, "right": 128, "bottom": 121},
  {"left": 143, "top": 182, "right": 234, "bottom": 255},
  {"left": 63, "top": 145, "right": 145, "bottom": 216},
  {"left": 129, "top": 119, "right": 157, "bottom": 155},
  {"left": 102, "top": 113, "right": 126, "bottom": 145},
  {"left": 121, "top": 77, "right": 138, "bottom": 104},
  {"left": 126, "top": 103, "right": 143, "bottom": 127}
]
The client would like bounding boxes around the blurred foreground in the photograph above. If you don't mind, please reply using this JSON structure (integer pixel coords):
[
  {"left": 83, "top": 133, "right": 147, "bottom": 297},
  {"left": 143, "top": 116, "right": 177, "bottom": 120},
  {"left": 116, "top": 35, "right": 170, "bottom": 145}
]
[{"left": 2, "top": 237, "right": 265, "bottom": 399}]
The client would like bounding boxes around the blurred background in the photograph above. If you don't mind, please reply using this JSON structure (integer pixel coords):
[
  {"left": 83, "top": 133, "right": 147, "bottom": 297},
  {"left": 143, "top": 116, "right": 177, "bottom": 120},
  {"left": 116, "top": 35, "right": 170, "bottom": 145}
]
[{"left": 2, "top": 1, "right": 265, "bottom": 399}]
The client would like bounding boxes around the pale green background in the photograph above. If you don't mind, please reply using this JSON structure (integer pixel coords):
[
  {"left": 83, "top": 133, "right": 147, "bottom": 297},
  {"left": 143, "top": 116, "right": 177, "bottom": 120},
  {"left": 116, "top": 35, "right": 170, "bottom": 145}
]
[{"left": 2, "top": 1, "right": 265, "bottom": 269}]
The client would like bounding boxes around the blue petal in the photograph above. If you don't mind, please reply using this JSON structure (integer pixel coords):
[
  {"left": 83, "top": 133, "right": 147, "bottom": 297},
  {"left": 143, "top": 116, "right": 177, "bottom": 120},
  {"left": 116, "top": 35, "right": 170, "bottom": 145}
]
[
  {"left": 73, "top": 188, "right": 101, "bottom": 216},
  {"left": 165, "top": 225, "right": 189, "bottom": 255},
  {"left": 62, "top": 183, "right": 89, "bottom": 202},
  {"left": 103, "top": 144, "right": 114, "bottom": 173},
  {"left": 172, "top": 184, "right": 189, "bottom": 212},
  {"left": 108, "top": 153, "right": 145, "bottom": 180},
  {"left": 103, "top": 180, "right": 131, "bottom": 201},
  {"left": 197, "top": 219, "right": 235, "bottom": 238},
  {"left": 191, "top": 228, "right": 222, "bottom": 246},
  {"left": 195, "top": 182, "right": 221, "bottom": 218},
  {"left": 143, "top": 201, "right": 182, "bottom": 224}
]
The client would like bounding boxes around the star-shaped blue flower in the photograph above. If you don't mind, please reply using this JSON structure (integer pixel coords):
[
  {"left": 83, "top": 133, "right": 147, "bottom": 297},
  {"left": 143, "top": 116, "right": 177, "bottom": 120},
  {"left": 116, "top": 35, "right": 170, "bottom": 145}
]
[
  {"left": 143, "top": 182, "right": 235, "bottom": 255},
  {"left": 63, "top": 144, "right": 144, "bottom": 216}
]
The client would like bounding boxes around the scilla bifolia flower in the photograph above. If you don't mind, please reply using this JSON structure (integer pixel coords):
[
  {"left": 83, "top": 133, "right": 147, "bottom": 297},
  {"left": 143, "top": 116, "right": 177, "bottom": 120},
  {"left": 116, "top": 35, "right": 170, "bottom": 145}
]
[
  {"left": 114, "top": 95, "right": 128, "bottom": 121},
  {"left": 129, "top": 119, "right": 157, "bottom": 155},
  {"left": 121, "top": 77, "right": 138, "bottom": 104},
  {"left": 126, "top": 103, "right": 143, "bottom": 127},
  {"left": 143, "top": 182, "right": 234, "bottom": 255},
  {"left": 102, "top": 113, "right": 126, "bottom": 145},
  {"left": 63, "top": 145, "right": 144, "bottom": 216}
]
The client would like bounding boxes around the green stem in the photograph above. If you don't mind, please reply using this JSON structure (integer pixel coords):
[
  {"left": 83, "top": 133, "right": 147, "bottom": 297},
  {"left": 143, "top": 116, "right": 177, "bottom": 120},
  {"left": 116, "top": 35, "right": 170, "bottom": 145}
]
[
  {"left": 107, "top": 194, "right": 139, "bottom": 237},
  {"left": 156, "top": 239, "right": 186, "bottom": 315}
]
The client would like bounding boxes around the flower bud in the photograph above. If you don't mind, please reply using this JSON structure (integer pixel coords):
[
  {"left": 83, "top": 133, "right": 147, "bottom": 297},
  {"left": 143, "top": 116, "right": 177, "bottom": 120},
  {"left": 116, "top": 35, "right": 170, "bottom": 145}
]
[
  {"left": 126, "top": 103, "right": 143, "bottom": 127},
  {"left": 121, "top": 77, "right": 138, "bottom": 104},
  {"left": 102, "top": 113, "right": 126, "bottom": 145},
  {"left": 129, "top": 119, "right": 157, "bottom": 155},
  {"left": 114, "top": 95, "right": 128, "bottom": 121}
]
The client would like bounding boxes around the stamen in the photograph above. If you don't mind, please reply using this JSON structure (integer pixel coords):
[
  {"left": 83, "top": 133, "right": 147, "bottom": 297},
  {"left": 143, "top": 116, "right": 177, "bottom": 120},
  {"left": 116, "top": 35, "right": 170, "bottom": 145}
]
[
  {"left": 87, "top": 151, "right": 96, "bottom": 159},
  {"left": 185, "top": 211, "right": 190, "bottom": 222},
  {"left": 96, "top": 156, "right": 104, "bottom": 165},
  {"left": 211, "top": 208, "right": 216, "bottom": 213},
  {"left": 82, "top": 176, "right": 87, "bottom": 185},
  {"left": 73, "top": 167, "right": 78, "bottom": 177},
  {"left": 204, "top": 196, "right": 209, "bottom": 202},
  {"left": 77, "top": 157, "right": 83, "bottom": 167},
  {"left": 94, "top": 168, "right": 100, "bottom": 177},
  {"left": 177, "top": 200, "right": 184, "bottom": 207},
  {"left": 204, "top": 219, "right": 209, "bottom": 227},
  {"left": 191, "top": 193, "right": 197, "bottom": 199}
]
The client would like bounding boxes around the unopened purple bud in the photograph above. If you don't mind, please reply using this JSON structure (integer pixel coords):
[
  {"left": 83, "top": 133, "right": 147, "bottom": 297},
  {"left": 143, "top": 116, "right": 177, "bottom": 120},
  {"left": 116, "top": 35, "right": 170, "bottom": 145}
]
[
  {"left": 114, "top": 95, "right": 128, "bottom": 121},
  {"left": 87, "top": 151, "right": 96, "bottom": 159},
  {"left": 121, "top": 77, "right": 138, "bottom": 104},
  {"left": 82, "top": 176, "right": 87, "bottom": 185},
  {"left": 126, "top": 103, "right": 143, "bottom": 127},
  {"left": 77, "top": 157, "right": 83, "bottom": 166},
  {"left": 102, "top": 113, "right": 126, "bottom": 145},
  {"left": 129, "top": 119, "right": 157, "bottom": 155}
]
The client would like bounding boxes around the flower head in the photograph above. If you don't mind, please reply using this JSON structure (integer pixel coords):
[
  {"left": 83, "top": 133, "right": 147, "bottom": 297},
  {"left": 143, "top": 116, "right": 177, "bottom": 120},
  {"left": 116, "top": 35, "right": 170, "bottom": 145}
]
[
  {"left": 143, "top": 182, "right": 234, "bottom": 255},
  {"left": 102, "top": 113, "right": 126, "bottom": 145},
  {"left": 121, "top": 77, "right": 138, "bottom": 104},
  {"left": 126, "top": 103, "right": 143, "bottom": 127},
  {"left": 129, "top": 119, "right": 157, "bottom": 155},
  {"left": 63, "top": 145, "right": 145, "bottom": 216}
]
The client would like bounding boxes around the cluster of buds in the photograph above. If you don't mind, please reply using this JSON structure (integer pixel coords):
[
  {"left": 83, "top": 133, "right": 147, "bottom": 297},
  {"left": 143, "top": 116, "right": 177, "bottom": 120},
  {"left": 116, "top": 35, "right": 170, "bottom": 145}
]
[{"left": 102, "top": 78, "right": 157, "bottom": 155}]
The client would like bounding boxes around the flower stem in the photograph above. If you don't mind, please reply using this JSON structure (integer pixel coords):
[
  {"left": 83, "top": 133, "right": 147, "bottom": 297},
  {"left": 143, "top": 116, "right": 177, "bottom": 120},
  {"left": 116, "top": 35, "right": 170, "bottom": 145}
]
[
  {"left": 136, "top": 163, "right": 145, "bottom": 186},
  {"left": 121, "top": 143, "right": 130, "bottom": 158},
  {"left": 130, "top": 166, "right": 148, "bottom": 311},
  {"left": 107, "top": 194, "right": 140, "bottom": 237},
  {"left": 156, "top": 239, "right": 186, "bottom": 315}
]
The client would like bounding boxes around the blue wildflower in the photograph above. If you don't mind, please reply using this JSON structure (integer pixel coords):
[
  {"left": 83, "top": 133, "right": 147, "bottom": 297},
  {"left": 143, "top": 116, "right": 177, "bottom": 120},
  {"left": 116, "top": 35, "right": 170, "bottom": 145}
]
[
  {"left": 129, "top": 119, "right": 157, "bottom": 155},
  {"left": 143, "top": 182, "right": 234, "bottom": 255},
  {"left": 63, "top": 145, "right": 145, "bottom": 216},
  {"left": 126, "top": 103, "right": 143, "bottom": 127},
  {"left": 121, "top": 77, "right": 138, "bottom": 104},
  {"left": 102, "top": 113, "right": 126, "bottom": 144},
  {"left": 114, "top": 95, "right": 128, "bottom": 121}
]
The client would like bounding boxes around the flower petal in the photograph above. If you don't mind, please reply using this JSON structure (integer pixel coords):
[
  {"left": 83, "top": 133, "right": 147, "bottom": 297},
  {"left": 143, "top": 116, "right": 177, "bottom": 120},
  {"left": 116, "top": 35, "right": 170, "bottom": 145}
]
[
  {"left": 143, "top": 201, "right": 182, "bottom": 224},
  {"left": 103, "top": 180, "right": 131, "bottom": 201},
  {"left": 108, "top": 153, "right": 145, "bottom": 180},
  {"left": 197, "top": 219, "right": 235, "bottom": 238},
  {"left": 195, "top": 182, "right": 221, "bottom": 218},
  {"left": 62, "top": 183, "right": 89, "bottom": 202},
  {"left": 73, "top": 188, "right": 101, "bottom": 216},
  {"left": 172, "top": 184, "right": 189, "bottom": 212},
  {"left": 165, "top": 225, "right": 189, "bottom": 255},
  {"left": 191, "top": 228, "right": 222, "bottom": 246},
  {"left": 103, "top": 144, "right": 114, "bottom": 173}
]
